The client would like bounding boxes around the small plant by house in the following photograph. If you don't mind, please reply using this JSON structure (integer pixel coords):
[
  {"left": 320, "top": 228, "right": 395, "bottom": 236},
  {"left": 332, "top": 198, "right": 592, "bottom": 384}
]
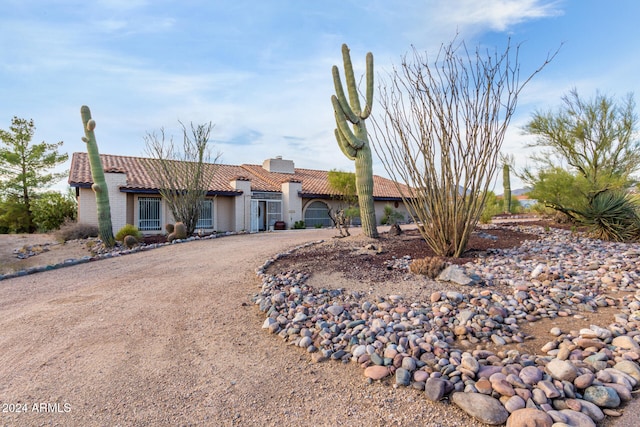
[
  {"left": 293, "top": 220, "right": 305, "bottom": 229},
  {"left": 166, "top": 222, "right": 187, "bottom": 242},
  {"left": 115, "top": 224, "right": 142, "bottom": 242},
  {"left": 54, "top": 220, "right": 99, "bottom": 242},
  {"left": 380, "top": 204, "right": 404, "bottom": 225}
]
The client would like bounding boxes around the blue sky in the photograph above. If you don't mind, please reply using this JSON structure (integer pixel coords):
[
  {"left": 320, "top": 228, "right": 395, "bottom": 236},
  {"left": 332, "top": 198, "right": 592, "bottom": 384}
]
[{"left": 1, "top": 0, "right": 639, "bottom": 192}]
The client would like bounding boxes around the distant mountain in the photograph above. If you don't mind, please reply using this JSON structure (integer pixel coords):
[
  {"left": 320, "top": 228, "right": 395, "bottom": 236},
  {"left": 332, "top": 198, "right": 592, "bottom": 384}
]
[
  {"left": 497, "top": 188, "right": 531, "bottom": 197},
  {"left": 512, "top": 188, "right": 531, "bottom": 196}
]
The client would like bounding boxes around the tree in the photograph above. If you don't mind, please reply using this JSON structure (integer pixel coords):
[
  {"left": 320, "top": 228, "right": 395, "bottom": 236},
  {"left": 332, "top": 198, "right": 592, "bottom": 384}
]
[
  {"left": 144, "top": 121, "right": 221, "bottom": 236},
  {"left": 371, "top": 38, "right": 556, "bottom": 257},
  {"left": 326, "top": 169, "right": 359, "bottom": 237},
  {"left": 523, "top": 89, "right": 640, "bottom": 218},
  {"left": 331, "top": 43, "right": 379, "bottom": 238},
  {"left": 0, "top": 116, "right": 68, "bottom": 232}
]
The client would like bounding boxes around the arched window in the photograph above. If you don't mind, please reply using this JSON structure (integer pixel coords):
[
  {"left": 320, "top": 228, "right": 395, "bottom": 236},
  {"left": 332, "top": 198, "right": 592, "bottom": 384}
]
[{"left": 304, "top": 201, "right": 333, "bottom": 228}]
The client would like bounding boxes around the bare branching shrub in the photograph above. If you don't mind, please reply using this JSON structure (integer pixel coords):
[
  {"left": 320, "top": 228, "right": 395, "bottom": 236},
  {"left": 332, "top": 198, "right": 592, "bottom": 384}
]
[
  {"left": 409, "top": 256, "right": 447, "bottom": 278},
  {"left": 371, "top": 38, "right": 556, "bottom": 257},
  {"left": 144, "top": 122, "right": 221, "bottom": 236}
]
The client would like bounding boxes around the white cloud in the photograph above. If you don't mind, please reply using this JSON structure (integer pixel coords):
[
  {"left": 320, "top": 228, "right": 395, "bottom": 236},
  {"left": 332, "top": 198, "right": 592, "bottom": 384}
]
[{"left": 441, "top": 0, "right": 564, "bottom": 31}]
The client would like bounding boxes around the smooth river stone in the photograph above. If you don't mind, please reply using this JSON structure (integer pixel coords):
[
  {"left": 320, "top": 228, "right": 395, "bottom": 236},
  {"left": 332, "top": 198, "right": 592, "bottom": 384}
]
[
  {"left": 611, "top": 335, "right": 640, "bottom": 350},
  {"left": 364, "top": 365, "right": 390, "bottom": 380},
  {"left": 425, "top": 377, "right": 448, "bottom": 402},
  {"left": 613, "top": 360, "right": 640, "bottom": 383},
  {"left": 451, "top": 392, "right": 509, "bottom": 425},
  {"left": 573, "top": 372, "right": 595, "bottom": 389},
  {"left": 519, "top": 366, "right": 543, "bottom": 385},
  {"left": 583, "top": 385, "right": 620, "bottom": 408},
  {"left": 558, "top": 409, "right": 596, "bottom": 427},
  {"left": 505, "top": 408, "right": 553, "bottom": 427},
  {"left": 546, "top": 359, "right": 578, "bottom": 382}
]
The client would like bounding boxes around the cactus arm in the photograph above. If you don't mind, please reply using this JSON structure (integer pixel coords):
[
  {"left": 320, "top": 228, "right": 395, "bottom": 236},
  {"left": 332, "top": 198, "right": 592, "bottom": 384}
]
[
  {"left": 362, "top": 52, "right": 374, "bottom": 119},
  {"left": 334, "top": 129, "right": 357, "bottom": 160},
  {"left": 332, "top": 95, "right": 365, "bottom": 150},
  {"left": 80, "top": 105, "right": 115, "bottom": 247},
  {"left": 341, "top": 44, "right": 363, "bottom": 116},
  {"left": 332, "top": 66, "right": 359, "bottom": 124}
]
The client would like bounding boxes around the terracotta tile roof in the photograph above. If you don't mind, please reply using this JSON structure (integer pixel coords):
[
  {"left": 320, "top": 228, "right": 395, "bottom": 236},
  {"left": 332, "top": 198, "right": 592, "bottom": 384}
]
[{"left": 68, "top": 152, "right": 408, "bottom": 199}]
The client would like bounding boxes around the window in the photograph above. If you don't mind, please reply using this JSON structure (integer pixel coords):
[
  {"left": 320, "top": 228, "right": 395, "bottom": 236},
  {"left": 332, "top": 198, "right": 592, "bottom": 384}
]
[
  {"left": 139, "top": 197, "right": 161, "bottom": 231},
  {"left": 196, "top": 199, "right": 213, "bottom": 229}
]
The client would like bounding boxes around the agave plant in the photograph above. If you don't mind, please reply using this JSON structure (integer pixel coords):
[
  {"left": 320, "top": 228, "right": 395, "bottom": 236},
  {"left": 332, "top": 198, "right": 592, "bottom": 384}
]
[{"left": 579, "top": 191, "right": 640, "bottom": 242}]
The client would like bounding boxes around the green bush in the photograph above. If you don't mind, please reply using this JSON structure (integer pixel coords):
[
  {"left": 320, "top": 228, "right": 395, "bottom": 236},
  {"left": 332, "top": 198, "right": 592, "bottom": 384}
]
[
  {"left": 0, "top": 196, "right": 30, "bottom": 233},
  {"left": 480, "top": 191, "right": 521, "bottom": 223},
  {"left": 54, "top": 220, "right": 99, "bottom": 242},
  {"left": 31, "top": 190, "right": 77, "bottom": 232},
  {"left": 380, "top": 204, "right": 404, "bottom": 225},
  {"left": 115, "top": 224, "right": 143, "bottom": 241},
  {"left": 293, "top": 220, "right": 305, "bottom": 229}
]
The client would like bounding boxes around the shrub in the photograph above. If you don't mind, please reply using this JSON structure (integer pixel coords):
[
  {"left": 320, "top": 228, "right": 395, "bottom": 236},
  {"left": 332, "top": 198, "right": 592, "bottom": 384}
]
[
  {"left": 293, "top": 220, "right": 305, "bottom": 229},
  {"left": 54, "top": 220, "right": 99, "bottom": 242},
  {"left": 480, "top": 191, "right": 521, "bottom": 224},
  {"left": 409, "top": 256, "right": 447, "bottom": 278},
  {"left": 31, "top": 190, "right": 77, "bottom": 232},
  {"left": 579, "top": 191, "right": 640, "bottom": 242},
  {"left": 380, "top": 204, "right": 404, "bottom": 225},
  {"left": 115, "top": 224, "right": 142, "bottom": 241}
]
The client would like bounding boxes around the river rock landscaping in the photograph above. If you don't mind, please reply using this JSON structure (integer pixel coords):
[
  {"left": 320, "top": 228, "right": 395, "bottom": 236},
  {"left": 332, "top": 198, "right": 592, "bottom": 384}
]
[{"left": 254, "top": 224, "right": 640, "bottom": 426}]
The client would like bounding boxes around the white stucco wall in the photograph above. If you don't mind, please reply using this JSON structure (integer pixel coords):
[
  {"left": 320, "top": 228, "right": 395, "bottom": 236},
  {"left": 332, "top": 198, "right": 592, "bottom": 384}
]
[
  {"left": 76, "top": 172, "right": 128, "bottom": 235},
  {"left": 230, "top": 180, "right": 252, "bottom": 232}
]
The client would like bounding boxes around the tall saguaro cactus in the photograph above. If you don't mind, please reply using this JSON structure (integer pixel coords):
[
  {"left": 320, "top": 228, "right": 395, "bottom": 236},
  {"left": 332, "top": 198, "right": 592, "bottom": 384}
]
[
  {"left": 331, "top": 43, "right": 378, "bottom": 238},
  {"left": 80, "top": 105, "right": 115, "bottom": 247},
  {"left": 503, "top": 163, "right": 512, "bottom": 214}
]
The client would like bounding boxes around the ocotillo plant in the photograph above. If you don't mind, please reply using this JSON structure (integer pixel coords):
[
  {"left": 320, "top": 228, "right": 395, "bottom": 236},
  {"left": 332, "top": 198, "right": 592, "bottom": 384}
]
[
  {"left": 80, "top": 105, "right": 115, "bottom": 247},
  {"left": 331, "top": 43, "right": 378, "bottom": 238},
  {"left": 503, "top": 163, "right": 512, "bottom": 214}
]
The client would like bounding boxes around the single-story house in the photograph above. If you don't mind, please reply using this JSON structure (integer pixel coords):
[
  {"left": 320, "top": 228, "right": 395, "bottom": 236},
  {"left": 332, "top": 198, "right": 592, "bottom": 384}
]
[{"left": 68, "top": 152, "right": 411, "bottom": 235}]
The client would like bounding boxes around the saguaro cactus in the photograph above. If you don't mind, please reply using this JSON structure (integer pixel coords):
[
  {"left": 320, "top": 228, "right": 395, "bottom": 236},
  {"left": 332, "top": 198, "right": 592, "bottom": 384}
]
[
  {"left": 503, "top": 163, "right": 512, "bottom": 214},
  {"left": 331, "top": 43, "right": 378, "bottom": 238},
  {"left": 80, "top": 105, "right": 115, "bottom": 247}
]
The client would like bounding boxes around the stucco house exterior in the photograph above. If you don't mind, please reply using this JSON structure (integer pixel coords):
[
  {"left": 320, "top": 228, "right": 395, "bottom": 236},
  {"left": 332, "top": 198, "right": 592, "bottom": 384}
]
[{"left": 68, "top": 152, "right": 411, "bottom": 235}]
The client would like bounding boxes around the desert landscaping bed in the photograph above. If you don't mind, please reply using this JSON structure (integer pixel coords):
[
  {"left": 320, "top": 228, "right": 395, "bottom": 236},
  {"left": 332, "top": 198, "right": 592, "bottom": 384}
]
[{"left": 255, "top": 223, "right": 640, "bottom": 426}]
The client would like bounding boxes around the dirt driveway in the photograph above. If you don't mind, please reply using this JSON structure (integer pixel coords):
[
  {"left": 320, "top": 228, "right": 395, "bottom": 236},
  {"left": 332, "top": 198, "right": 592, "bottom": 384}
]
[{"left": 0, "top": 228, "right": 497, "bottom": 427}]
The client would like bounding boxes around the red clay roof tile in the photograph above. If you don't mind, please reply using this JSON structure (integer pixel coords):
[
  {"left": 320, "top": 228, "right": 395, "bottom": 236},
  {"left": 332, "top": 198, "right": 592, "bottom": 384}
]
[{"left": 68, "top": 152, "right": 408, "bottom": 199}]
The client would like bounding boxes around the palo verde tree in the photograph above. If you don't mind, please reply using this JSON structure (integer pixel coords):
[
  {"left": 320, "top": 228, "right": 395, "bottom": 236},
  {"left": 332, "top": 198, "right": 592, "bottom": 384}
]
[
  {"left": 81, "top": 106, "right": 115, "bottom": 247},
  {"left": 144, "top": 121, "right": 221, "bottom": 236},
  {"left": 331, "top": 43, "right": 379, "bottom": 238},
  {"left": 371, "top": 38, "right": 556, "bottom": 257},
  {"left": 0, "top": 116, "right": 68, "bottom": 233},
  {"left": 523, "top": 89, "right": 640, "bottom": 216},
  {"left": 326, "top": 169, "right": 359, "bottom": 237},
  {"left": 522, "top": 89, "right": 640, "bottom": 241}
]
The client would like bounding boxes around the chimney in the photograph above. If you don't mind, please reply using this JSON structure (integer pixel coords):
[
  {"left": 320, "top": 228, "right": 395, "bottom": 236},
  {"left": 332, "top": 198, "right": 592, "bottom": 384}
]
[{"left": 262, "top": 156, "right": 295, "bottom": 174}]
